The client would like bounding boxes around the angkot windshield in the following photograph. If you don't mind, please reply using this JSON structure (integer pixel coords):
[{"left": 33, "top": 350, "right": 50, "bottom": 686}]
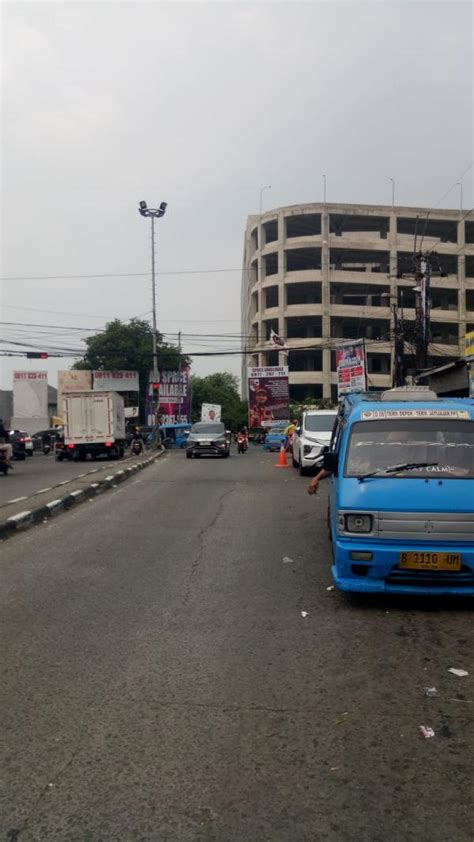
[{"left": 344, "top": 419, "right": 474, "bottom": 479}]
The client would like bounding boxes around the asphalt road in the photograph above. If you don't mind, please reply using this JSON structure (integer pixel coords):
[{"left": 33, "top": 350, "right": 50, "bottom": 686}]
[
  {"left": 1, "top": 448, "right": 473, "bottom": 841},
  {"left": 0, "top": 451, "right": 139, "bottom": 509}
]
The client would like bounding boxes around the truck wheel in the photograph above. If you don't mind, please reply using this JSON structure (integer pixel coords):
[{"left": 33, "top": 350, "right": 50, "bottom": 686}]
[{"left": 118, "top": 447, "right": 124, "bottom": 458}]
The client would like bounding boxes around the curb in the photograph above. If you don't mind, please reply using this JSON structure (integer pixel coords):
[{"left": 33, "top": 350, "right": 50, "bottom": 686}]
[{"left": 0, "top": 451, "right": 164, "bottom": 541}]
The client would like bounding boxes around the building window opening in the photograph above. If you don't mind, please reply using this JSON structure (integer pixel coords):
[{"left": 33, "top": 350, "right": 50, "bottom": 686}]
[
  {"left": 263, "top": 220, "right": 278, "bottom": 244},
  {"left": 264, "top": 253, "right": 278, "bottom": 277},
  {"left": 330, "top": 214, "right": 389, "bottom": 239},
  {"left": 330, "top": 249, "right": 389, "bottom": 273},
  {"left": 287, "top": 316, "right": 322, "bottom": 339},
  {"left": 286, "top": 282, "right": 322, "bottom": 306},
  {"left": 265, "top": 286, "right": 279, "bottom": 309},
  {"left": 286, "top": 214, "right": 321, "bottom": 238},
  {"left": 397, "top": 217, "right": 458, "bottom": 244},
  {"left": 286, "top": 248, "right": 322, "bottom": 272}
]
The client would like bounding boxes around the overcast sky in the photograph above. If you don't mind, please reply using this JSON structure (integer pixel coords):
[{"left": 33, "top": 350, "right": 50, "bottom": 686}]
[{"left": 1, "top": 0, "right": 472, "bottom": 391}]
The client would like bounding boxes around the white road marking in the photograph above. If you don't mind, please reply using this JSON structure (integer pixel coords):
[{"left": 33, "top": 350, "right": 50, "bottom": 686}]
[
  {"left": 37, "top": 487, "right": 52, "bottom": 494},
  {"left": 7, "top": 496, "right": 28, "bottom": 504}
]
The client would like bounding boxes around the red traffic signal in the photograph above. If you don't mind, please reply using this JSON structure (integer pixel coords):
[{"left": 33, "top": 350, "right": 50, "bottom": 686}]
[
  {"left": 26, "top": 352, "right": 48, "bottom": 359},
  {"left": 151, "top": 382, "right": 159, "bottom": 399}
]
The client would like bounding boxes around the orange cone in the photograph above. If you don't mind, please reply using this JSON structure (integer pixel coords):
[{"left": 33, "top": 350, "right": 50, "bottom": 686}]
[{"left": 275, "top": 444, "right": 288, "bottom": 468}]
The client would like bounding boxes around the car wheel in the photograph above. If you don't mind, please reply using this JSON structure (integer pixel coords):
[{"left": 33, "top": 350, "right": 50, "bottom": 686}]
[
  {"left": 292, "top": 450, "right": 298, "bottom": 468},
  {"left": 27, "top": 451, "right": 33, "bottom": 457},
  {"left": 186, "top": 451, "right": 192, "bottom": 459}
]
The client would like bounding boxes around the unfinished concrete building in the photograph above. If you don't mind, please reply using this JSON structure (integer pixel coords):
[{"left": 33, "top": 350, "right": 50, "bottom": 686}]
[{"left": 241, "top": 202, "right": 474, "bottom": 402}]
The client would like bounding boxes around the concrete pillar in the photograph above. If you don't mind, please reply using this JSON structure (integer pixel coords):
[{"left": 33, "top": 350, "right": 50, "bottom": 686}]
[
  {"left": 458, "top": 217, "right": 466, "bottom": 354},
  {"left": 321, "top": 209, "right": 331, "bottom": 398},
  {"left": 278, "top": 210, "right": 286, "bottom": 367}
]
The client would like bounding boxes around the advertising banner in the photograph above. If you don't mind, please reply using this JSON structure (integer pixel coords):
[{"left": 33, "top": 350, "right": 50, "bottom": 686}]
[
  {"left": 247, "top": 366, "right": 290, "bottom": 428},
  {"left": 13, "top": 371, "right": 48, "bottom": 418},
  {"left": 465, "top": 330, "right": 474, "bottom": 360},
  {"left": 335, "top": 340, "right": 367, "bottom": 397},
  {"left": 93, "top": 370, "right": 139, "bottom": 391},
  {"left": 201, "top": 403, "right": 221, "bottom": 423},
  {"left": 57, "top": 370, "right": 92, "bottom": 418},
  {"left": 158, "top": 368, "right": 191, "bottom": 424}
]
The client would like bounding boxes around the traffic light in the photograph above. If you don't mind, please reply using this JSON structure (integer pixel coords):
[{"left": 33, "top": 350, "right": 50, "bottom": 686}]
[
  {"left": 26, "top": 352, "right": 48, "bottom": 359},
  {"left": 152, "top": 382, "right": 159, "bottom": 400}
]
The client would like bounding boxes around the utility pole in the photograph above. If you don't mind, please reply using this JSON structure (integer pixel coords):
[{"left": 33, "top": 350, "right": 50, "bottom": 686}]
[
  {"left": 392, "top": 295, "right": 405, "bottom": 386},
  {"left": 413, "top": 252, "right": 432, "bottom": 371},
  {"left": 177, "top": 330, "right": 182, "bottom": 423}
]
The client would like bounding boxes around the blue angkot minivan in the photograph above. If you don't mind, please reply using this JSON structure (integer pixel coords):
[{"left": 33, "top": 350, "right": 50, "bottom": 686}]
[{"left": 323, "top": 388, "right": 474, "bottom": 595}]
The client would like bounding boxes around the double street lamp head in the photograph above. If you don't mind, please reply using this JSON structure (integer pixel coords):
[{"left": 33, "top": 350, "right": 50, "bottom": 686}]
[{"left": 138, "top": 199, "right": 167, "bottom": 219}]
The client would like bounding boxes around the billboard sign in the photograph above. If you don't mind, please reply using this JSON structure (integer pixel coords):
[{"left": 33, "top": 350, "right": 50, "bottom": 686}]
[
  {"left": 158, "top": 368, "right": 190, "bottom": 424},
  {"left": 248, "top": 366, "right": 290, "bottom": 428},
  {"left": 13, "top": 371, "right": 48, "bottom": 418},
  {"left": 465, "top": 330, "right": 474, "bottom": 360},
  {"left": 57, "top": 370, "right": 92, "bottom": 418},
  {"left": 335, "top": 340, "right": 367, "bottom": 397},
  {"left": 93, "top": 370, "right": 139, "bottom": 391},
  {"left": 201, "top": 403, "right": 221, "bottom": 423}
]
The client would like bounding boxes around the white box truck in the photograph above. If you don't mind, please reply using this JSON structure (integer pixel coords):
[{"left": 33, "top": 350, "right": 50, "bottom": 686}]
[{"left": 59, "top": 391, "right": 126, "bottom": 461}]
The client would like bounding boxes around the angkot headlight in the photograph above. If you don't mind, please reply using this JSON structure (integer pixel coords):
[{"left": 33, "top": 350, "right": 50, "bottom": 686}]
[{"left": 344, "top": 513, "right": 373, "bottom": 533}]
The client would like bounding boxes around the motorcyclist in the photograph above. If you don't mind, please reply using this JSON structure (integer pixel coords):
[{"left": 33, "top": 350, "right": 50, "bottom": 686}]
[
  {"left": 0, "top": 419, "right": 13, "bottom": 468},
  {"left": 130, "top": 426, "right": 145, "bottom": 452}
]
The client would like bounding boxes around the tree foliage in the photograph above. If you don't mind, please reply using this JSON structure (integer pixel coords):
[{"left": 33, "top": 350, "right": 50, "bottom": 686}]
[
  {"left": 190, "top": 372, "right": 247, "bottom": 431},
  {"left": 74, "top": 319, "right": 188, "bottom": 418}
]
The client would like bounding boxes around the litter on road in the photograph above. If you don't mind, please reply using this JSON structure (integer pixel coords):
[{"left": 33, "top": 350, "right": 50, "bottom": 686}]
[
  {"left": 424, "top": 687, "right": 438, "bottom": 698},
  {"left": 419, "top": 725, "right": 435, "bottom": 739},
  {"left": 448, "top": 668, "right": 469, "bottom": 678},
  {"left": 301, "top": 610, "right": 308, "bottom": 617},
  {"left": 326, "top": 585, "right": 335, "bottom": 591},
  {"left": 282, "top": 556, "right": 294, "bottom": 563}
]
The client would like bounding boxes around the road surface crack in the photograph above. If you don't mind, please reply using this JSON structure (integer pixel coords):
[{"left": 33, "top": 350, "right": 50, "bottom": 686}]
[{"left": 181, "top": 487, "right": 234, "bottom": 607}]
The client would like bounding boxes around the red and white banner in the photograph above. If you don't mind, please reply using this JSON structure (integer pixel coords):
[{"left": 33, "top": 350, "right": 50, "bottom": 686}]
[{"left": 335, "top": 340, "right": 367, "bottom": 397}]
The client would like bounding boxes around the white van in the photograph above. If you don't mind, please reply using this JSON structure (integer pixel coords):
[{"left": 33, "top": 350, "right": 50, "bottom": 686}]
[{"left": 291, "top": 409, "right": 337, "bottom": 475}]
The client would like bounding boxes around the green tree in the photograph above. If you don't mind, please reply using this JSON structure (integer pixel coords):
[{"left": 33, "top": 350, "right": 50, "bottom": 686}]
[
  {"left": 190, "top": 372, "right": 247, "bottom": 431},
  {"left": 74, "top": 319, "right": 188, "bottom": 419}
]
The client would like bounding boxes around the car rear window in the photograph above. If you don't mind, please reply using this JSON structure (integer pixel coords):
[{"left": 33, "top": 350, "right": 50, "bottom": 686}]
[{"left": 191, "top": 423, "right": 225, "bottom": 434}]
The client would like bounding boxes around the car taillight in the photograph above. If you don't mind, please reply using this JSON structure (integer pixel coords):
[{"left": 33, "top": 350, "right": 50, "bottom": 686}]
[
  {"left": 105, "top": 441, "right": 112, "bottom": 447},
  {"left": 68, "top": 443, "right": 74, "bottom": 449},
  {"left": 20, "top": 438, "right": 25, "bottom": 442}
]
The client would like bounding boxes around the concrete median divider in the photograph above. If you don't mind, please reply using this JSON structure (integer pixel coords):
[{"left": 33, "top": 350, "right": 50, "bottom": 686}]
[{"left": 0, "top": 451, "right": 165, "bottom": 541}]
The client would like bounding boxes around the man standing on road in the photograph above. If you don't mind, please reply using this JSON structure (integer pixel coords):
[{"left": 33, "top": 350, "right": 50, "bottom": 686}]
[{"left": 0, "top": 419, "right": 14, "bottom": 468}]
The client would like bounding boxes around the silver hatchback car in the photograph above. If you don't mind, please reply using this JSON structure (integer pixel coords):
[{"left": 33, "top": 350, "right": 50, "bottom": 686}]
[{"left": 185, "top": 422, "right": 230, "bottom": 459}]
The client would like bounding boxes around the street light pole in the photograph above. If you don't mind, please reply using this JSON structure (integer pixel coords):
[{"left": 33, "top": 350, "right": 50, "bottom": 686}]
[
  {"left": 456, "top": 182, "right": 463, "bottom": 212},
  {"left": 138, "top": 200, "right": 167, "bottom": 382},
  {"left": 150, "top": 215, "right": 158, "bottom": 380},
  {"left": 390, "top": 177, "right": 395, "bottom": 208},
  {"left": 323, "top": 174, "right": 327, "bottom": 203}
]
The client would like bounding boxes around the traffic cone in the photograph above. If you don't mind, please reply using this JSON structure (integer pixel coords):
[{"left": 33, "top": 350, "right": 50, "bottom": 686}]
[{"left": 275, "top": 444, "right": 288, "bottom": 468}]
